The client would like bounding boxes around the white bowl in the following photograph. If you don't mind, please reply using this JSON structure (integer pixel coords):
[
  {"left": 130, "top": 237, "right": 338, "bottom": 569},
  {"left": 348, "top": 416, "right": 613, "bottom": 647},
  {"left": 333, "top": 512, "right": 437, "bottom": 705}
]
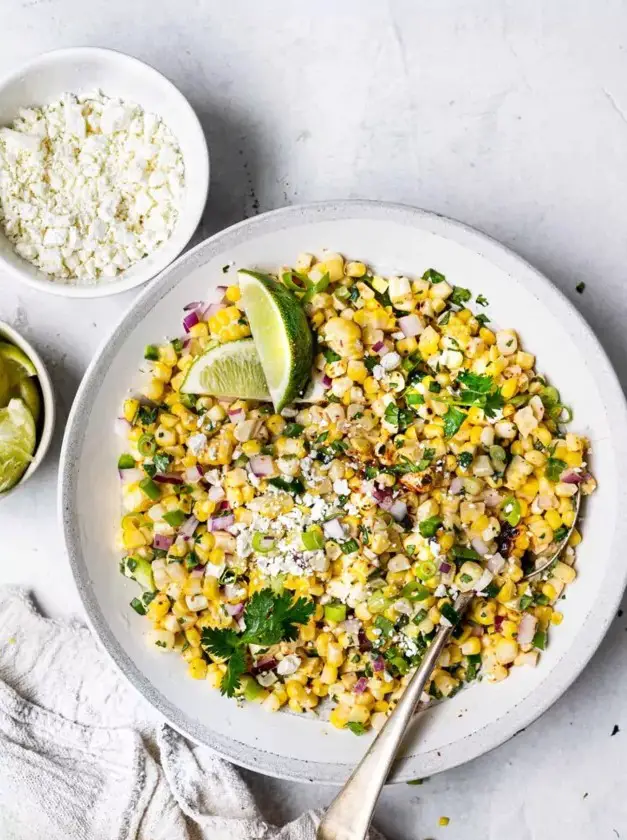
[
  {"left": 59, "top": 201, "right": 627, "bottom": 783},
  {"left": 0, "top": 320, "right": 55, "bottom": 498},
  {"left": 0, "top": 47, "right": 209, "bottom": 297}
]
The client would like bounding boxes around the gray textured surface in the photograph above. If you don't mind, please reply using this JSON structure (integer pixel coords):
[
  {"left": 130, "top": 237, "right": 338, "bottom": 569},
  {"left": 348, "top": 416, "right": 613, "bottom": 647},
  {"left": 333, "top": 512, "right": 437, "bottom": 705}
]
[{"left": 1, "top": 2, "right": 627, "bottom": 837}]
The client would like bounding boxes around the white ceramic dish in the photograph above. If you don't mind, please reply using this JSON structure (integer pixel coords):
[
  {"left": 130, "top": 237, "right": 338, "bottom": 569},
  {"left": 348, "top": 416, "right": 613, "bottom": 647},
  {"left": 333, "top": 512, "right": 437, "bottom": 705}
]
[
  {"left": 0, "top": 320, "right": 55, "bottom": 499},
  {"left": 0, "top": 47, "right": 209, "bottom": 298},
  {"left": 59, "top": 201, "right": 627, "bottom": 783}
]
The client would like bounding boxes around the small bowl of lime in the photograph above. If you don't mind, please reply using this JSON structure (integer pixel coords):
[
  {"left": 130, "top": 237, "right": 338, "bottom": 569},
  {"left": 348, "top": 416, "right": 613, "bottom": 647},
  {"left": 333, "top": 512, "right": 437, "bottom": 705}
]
[{"left": 0, "top": 322, "right": 55, "bottom": 498}]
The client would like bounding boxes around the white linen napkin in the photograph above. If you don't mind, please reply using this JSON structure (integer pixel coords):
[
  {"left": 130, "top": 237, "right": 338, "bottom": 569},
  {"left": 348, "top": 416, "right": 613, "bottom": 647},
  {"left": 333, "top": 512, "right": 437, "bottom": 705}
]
[{"left": 0, "top": 587, "right": 377, "bottom": 840}]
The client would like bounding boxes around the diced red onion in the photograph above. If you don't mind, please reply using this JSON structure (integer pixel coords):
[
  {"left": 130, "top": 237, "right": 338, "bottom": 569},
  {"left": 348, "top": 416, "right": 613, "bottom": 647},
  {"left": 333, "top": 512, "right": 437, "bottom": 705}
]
[
  {"left": 561, "top": 469, "right": 585, "bottom": 485},
  {"left": 208, "top": 485, "right": 226, "bottom": 502},
  {"left": 439, "top": 561, "right": 452, "bottom": 574},
  {"left": 373, "top": 486, "right": 394, "bottom": 511},
  {"left": 190, "top": 568, "right": 204, "bottom": 579},
  {"left": 216, "top": 284, "right": 228, "bottom": 296},
  {"left": 115, "top": 417, "right": 131, "bottom": 438},
  {"left": 372, "top": 340, "right": 385, "bottom": 353},
  {"left": 471, "top": 537, "right": 489, "bottom": 556},
  {"left": 494, "top": 615, "right": 505, "bottom": 632},
  {"left": 249, "top": 455, "right": 275, "bottom": 476},
  {"left": 450, "top": 476, "right": 464, "bottom": 495},
  {"left": 225, "top": 602, "right": 245, "bottom": 618},
  {"left": 341, "top": 618, "right": 361, "bottom": 635},
  {"left": 354, "top": 677, "right": 369, "bottom": 694},
  {"left": 322, "top": 374, "right": 332, "bottom": 388},
  {"left": 179, "top": 515, "right": 199, "bottom": 539},
  {"left": 228, "top": 407, "right": 245, "bottom": 420},
  {"left": 182, "top": 310, "right": 200, "bottom": 332},
  {"left": 358, "top": 629, "right": 372, "bottom": 652},
  {"left": 483, "top": 489, "right": 502, "bottom": 507},
  {"left": 471, "top": 624, "right": 484, "bottom": 637},
  {"left": 153, "top": 534, "right": 174, "bottom": 550},
  {"left": 398, "top": 314, "right": 424, "bottom": 338},
  {"left": 183, "top": 301, "right": 204, "bottom": 311},
  {"left": 184, "top": 466, "right": 204, "bottom": 484},
  {"left": 209, "top": 514, "right": 235, "bottom": 531},
  {"left": 323, "top": 518, "right": 346, "bottom": 541},
  {"left": 220, "top": 500, "right": 231, "bottom": 510},
  {"left": 487, "top": 553, "right": 506, "bottom": 574},
  {"left": 389, "top": 500, "right": 408, "bottom": 522},
  {"left": 120, "top": 468, "right": 143, "bottom": 485},
  {"left": 372, "top": 656, "right": 385, "bottom": 672},
  {"left": 203, "top": 302, "right": 224, "bottom": 319},
  {"left": 517, "top": 613, "right": 538, "bottom": 646},
  {"left": 474, "top": 569, "right": 494, "bottom": 593},
  {"left": 154, "top": 473, "right": 184, "bottom": 485},
  {"left": 251, "top": 657, "right": 277, "bottom": 675}
]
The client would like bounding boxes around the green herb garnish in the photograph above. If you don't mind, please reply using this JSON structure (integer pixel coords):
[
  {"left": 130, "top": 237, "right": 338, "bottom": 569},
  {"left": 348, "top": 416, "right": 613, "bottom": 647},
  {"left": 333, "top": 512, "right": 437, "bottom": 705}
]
[
  {"left": 201, "top": 589, "right": 314, "bottom": 696},
  {"left": 419, "top": 516, "right": 442, "bottom": 538}
]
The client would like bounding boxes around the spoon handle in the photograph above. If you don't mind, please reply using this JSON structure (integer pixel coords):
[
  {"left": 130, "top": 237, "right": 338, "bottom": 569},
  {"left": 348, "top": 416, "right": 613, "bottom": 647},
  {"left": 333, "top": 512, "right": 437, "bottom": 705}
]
[{"left": 317, "top": 592, "right": 474, "bottom": 840}]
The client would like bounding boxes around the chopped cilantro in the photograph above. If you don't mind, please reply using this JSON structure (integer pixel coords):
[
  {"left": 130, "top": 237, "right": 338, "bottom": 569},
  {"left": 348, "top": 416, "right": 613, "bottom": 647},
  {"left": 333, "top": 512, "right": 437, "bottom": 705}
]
[
  {"left": 419, "top": 516, "right": 442, "bottom": 538},
  {"left": 476, "top": 294, "right": 489, "bottom": 307},
  {"left": 443, "top": 406, "right": 467, "bottom": 438},
  {"left": 450, "top": 286, "right": 472, "bottom": 307},
  {"left": 576, "top": 282, "right": 585, "bottom": 294}
]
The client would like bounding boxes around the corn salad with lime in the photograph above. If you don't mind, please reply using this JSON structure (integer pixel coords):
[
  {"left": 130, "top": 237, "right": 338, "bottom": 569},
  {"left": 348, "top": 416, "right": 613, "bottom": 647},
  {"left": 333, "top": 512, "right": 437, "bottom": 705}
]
[{"left": 116, "top": 252, "right": 595, "bottom": 734}]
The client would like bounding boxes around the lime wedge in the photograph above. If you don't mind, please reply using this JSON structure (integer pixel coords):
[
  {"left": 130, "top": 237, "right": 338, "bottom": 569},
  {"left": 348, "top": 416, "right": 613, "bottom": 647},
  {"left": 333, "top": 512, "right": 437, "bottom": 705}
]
[
  {"left": 0, "top": 342, "right": 37, "bottom": 384},
  {"left": 238, "top": 270, "right": 313, "bottom": 411},
  {"left": 0, "top": 357, "right": 9, "bottom": 408},
  {"left": 180, "top": 338, "right": 271, "bottom": 400},
  {"left": 13, "top": 377, "right": 41, "bottom": 424},
  {"left": 0, "top": 398, "right": 36, "bottom": 492}
]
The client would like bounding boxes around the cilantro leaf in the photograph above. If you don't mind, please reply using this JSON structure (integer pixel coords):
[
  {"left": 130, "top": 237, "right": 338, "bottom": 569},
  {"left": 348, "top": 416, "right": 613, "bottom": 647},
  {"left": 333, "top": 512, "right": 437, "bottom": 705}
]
[
  {"left": 268, "top": 476, "right": 305, "bottom": 494},
  {"left": 456, "top": 372, "right": 493, "bottom": 394},
  {"left": 221, "top": 647, "right": 246, "bottom": 697},
  {"left": 475, "top": 313, "right": 490, "bottom": 326},
  {"left": 201, "top": 627, "right": 240, "bottom": 660},
  {"left": 419, "top": 516, "right": 442, "bottom": 538},
  {"left": 450, "top": 286, "right": 472, "bottom": 307},
  {"left": 346, "top": 721, "right": 367, "bottom": 735},
  {"left": 422, "top": 268, "right": 445, "bottom": 284},
  {"left": 443, "top": 406, "right": 467, "bottom": 438},
  {"left": 476, "top": 294, "right": 489, "bottom": 306},
  {"left": 484, "top": 390, "right": 505, "bottom": 418}
]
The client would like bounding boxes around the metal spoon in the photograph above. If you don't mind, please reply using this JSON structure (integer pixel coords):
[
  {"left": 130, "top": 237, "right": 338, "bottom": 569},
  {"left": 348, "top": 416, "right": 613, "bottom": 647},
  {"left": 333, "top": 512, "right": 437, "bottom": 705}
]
[{"left": 317, "top": 491, "right": 581, "bottom": 840}]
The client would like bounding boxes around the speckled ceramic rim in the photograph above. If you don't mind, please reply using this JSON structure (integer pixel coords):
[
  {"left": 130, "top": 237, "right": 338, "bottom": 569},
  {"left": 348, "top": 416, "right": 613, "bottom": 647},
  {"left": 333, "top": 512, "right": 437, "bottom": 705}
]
[
  {"left": 0, "top": 46, "right": 210, "bottom": 298},
  {"left": 0, "top": 321, "right": 55, "bottom": 499},
  {"left": 59, "top": 201, "right": 627, "bottom": 783}
]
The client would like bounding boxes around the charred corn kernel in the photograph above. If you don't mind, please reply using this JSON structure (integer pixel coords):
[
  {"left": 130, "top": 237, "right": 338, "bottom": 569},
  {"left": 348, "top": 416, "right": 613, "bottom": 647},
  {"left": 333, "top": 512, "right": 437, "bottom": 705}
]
[
  {"left": 225, "top": 285, "right": 241, "bottom": 302},
  {"left": 541, "top": 582, "right": 558, "bottom": 601},
  {"left": 329, "top": 705, "right": 351, "bottom": 728},
  {"left": 568, "top": 528, "right": 582, "bottom": 547},
  {"left": 439, "top": 817, "right": 450, "bottom": 827},
  {"left": 266, "top": 415, "right": 286, "bottom": 435},
  {"left": 551, "top": 610, "right": 564, "bottom": 625},
  {"left": 545, "top": 509, "right": 562, "bottom": 530},
  {"left": 326, "top": 642, "right": 345, "bottom": 667},
  {"left": 242, "top": 440, "right": 261, "bottom": 456},
  {"left": 553, "top": 561, "right": 576, "bottom": 584},
  {"left": 188, "top": 658, "right": 208, "bottom": 680},
  {"left": 147, "top": 593, "right": 170, "bottom": 622},
  {"left": 206, "top": 664, "right": 224, "bottom": 689},
  {"left": 501, "top": 378, "right": 518, "bottom": 400},
  {"left": 143, "top": 379, "right": 165, "bottom": 401},
  {"left": 194, "top": 500, "right": 217, "bottom": 522},
  {"left": 346, "top": 261, "right": 366, "bottom": 278},
  {"left": 561, "top": 508, "right": 576, "bottom": 528},
  {"left": 123, "top": 398, "right": 139, "bottom": 422},
  {"left": 347, "top": 359, "right": 368, "bottom": 383},
  {"left": 461, "top": 637, "right": 481, "bottom": 656},
  {"left": 320, "top": 663, "right": 338, "bottom": 684},
  {"left": 316, "top": 632, "right": 331, "bottom": 657}
]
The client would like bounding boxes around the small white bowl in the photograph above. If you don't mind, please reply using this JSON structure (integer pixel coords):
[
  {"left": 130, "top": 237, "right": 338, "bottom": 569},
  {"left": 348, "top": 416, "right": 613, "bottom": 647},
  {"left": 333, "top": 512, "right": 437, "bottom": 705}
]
[
  {"left": 0, "top": 47, "right": 209, "bottom": 297},
  {"left": 0, "top": 321, "right": 55, "bottom": 498}
]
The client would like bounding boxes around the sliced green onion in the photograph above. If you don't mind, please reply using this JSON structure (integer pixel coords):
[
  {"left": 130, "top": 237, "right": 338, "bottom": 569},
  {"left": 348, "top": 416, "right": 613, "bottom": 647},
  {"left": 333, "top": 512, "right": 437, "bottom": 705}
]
[
  {"left": 139, "top": 477, "right": 160, "bottom": 501},
  {"left": 138, "top": 434, "right": 157, "bottom": 457},
  {"left": 118, "top": 454, "right": 135, "bottom": 470},
  {"left": 130, "top": 598, "right": 146, "bottom": 615},
  {"left": 532, "top": 630, "right": 547, "bottom": 650},
  {"left": 416, "top": 559, "right": 437, "bottom": 581},
  {"left": 341, "top": 539, "right": 359, "bottom": 555},
  {"left": 284, "top": 423, "right": 304, "bottom": 438},
  {"left": 163, "top": 509, "right": 186, "bottom": 527},
  {"left": 252, "top": 532, "right": 275, "bottom": 553},
  {"left": 144, "top": 344, "right": 159, "bottom": 361},
  {"left": 401, "top": 581, "right": 431, "bottom": 601},
  {"left": 302, "top": 527, "right": 324, "bottom": 551},
  {"left": 418, "top": 516, "right": 442, "bottom": 538},
  {"left": 324, "top": 602, "right": 347, "bottom": 623}
]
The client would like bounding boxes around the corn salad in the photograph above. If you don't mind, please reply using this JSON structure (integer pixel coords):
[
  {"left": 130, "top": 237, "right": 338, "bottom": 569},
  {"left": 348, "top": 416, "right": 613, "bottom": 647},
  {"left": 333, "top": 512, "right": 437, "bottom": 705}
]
[{"left": 116, "top": 252, "right": 596, "bottom": 734}]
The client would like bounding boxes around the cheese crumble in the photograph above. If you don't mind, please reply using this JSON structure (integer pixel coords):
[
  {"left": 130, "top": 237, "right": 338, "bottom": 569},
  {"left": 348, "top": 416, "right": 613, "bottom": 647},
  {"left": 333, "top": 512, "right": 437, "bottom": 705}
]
[{"left": 0, "top": 91, "right": 184, "bottom": 283}]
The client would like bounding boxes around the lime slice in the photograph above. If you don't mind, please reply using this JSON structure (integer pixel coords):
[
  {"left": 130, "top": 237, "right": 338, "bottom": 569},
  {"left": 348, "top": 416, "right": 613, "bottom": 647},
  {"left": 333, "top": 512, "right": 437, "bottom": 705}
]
[
  {"left": 238, "top": 270, "right": 313, "bottom": 411},
  {"left": 0, "top": 341, "right": 37, "bottom": 384},
  {"left": 13, "top": 377, "right": 41, "bottom": 424},
  {"left": 180, "top": 338, "right": 271, "bottom": 400},
  {"left": 0, "top": 398, "right": 36, "bottom": 492}
]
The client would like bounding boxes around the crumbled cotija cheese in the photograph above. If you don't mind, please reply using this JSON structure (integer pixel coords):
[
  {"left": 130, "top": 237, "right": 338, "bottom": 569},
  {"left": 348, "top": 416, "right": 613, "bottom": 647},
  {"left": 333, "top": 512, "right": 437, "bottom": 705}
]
[{"left": 0, "top": 91, "right": 184, "bottom": 283}]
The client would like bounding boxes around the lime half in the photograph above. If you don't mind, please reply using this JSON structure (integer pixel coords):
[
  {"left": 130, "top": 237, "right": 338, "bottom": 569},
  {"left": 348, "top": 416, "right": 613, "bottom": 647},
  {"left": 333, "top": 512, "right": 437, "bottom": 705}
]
[
  {"left": 238, "top": 270, "right": 313, "bottom": 411},
  {"left": 181, "top": 338, "right": 271, "bottom": 400},
  {"left": 0, "top": 342, "right": 37, "bottom": 384},
  {"left": 0, "top": 357, "right": 9, "bottom": 408},
  {"left": 0, "top": 398, "right": 36, "bottom": 492}
]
